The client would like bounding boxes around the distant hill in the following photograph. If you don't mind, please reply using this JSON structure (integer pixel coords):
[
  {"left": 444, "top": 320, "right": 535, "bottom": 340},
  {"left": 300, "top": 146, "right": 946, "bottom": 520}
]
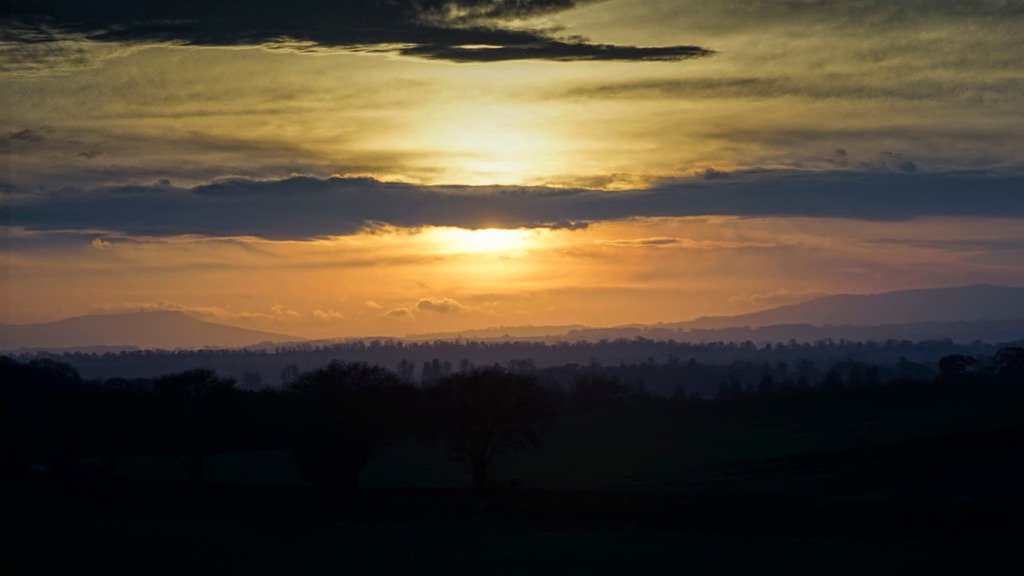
[
  {"left": 413, "top": 285, "right": 1024, "bottom": 344},
  {"left": 677, "top": 285, "right": 1024, "bottom": 330},
  {"left": 4, "top": 286, "right": 1022, "bottom": 352},
  {"left": 0, "top": 311, "right": 301, "bottom": 351},
  {"left": 563, "top": 320, "right": 1024, "bottom": 345}
]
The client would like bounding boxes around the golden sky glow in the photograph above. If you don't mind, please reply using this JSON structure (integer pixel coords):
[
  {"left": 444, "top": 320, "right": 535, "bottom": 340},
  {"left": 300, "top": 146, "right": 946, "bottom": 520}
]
[
  {"left": 6, "top": 216, "right": 1024, "bottom": 337},
  {"left": 3, "top": 1, "right": 1024, "bottom": 336},
  {"left": 428, "top": 228, "right": 544, "bottom": 254}
]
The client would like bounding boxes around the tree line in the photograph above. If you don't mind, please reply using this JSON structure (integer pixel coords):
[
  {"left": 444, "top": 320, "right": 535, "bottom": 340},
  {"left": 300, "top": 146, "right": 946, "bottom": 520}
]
[
  {"left": 17, "top": 336, "right": 1017, "bottom": 385},
  {"left": 2, "top": 347, "right": 1021, "bottom": 490},
  {"left": 1, "top": 358, "right": 552, "bottom": 490}
]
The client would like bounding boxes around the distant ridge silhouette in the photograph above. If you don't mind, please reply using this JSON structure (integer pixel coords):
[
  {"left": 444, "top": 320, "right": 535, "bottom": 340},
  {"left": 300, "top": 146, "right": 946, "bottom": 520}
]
[
  {"left": 0, "top": 310, "right": 301, "bottom": 351},
  {"left": 408, "top": 285, "right": 1024, "bottom": 343},
  {"left": 678, "top": 284, "right": 1024, "bottom": 329},
  {"left": 5, "top": 286, "right": 1023, "bottom": 350}
]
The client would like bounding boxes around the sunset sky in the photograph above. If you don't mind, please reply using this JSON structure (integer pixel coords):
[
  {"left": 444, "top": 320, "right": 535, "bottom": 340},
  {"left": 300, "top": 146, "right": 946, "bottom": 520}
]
[{"left": 3, "top": 1, "right": 1024, "bottom": 337}]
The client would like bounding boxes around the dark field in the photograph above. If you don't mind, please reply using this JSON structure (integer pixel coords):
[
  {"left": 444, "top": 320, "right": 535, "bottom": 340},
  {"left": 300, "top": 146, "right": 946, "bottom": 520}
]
[
  {"left": 5, "top": 380, "right": 1024, "bottom": 575},
  {"left": 5, "top": 481, "right": 1022, "bottom": 575}
]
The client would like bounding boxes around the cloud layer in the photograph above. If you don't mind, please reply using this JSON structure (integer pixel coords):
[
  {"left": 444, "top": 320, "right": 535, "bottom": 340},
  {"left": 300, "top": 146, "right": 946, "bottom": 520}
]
[
  {"left": 2, "top": 1, "right": 711, "bottom": 66},
  {"left": 6, "top": 170, "right": 1024, "bottom": 240}
]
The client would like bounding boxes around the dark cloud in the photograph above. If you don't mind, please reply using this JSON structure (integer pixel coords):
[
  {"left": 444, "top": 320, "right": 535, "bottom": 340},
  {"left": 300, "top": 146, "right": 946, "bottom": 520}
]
[
  {"left": 5, "top": 170, "right": 1024, "bottom": 240},
  {"left": 397, "top": 41, "right": 710, "bottom": 62},
  {"left": 3, "top": 1, "right": 711, "bottom": 64},
  {"left": 598, "top": 237, "right": 680, "bottom": 247}
]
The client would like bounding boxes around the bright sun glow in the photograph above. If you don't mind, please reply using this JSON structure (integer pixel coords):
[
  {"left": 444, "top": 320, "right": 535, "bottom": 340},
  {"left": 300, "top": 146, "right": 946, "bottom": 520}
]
[
  {"left": 428, "top": 227, "right": 540, "bottom": 254},
  {"left": 409, "top": 103, "right": 566, "bottom": 185}
]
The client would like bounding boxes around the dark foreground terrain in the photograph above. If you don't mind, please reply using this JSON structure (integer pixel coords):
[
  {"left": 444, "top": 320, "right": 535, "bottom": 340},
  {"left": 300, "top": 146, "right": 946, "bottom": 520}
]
[
  {"left": 4, "top": 478, "right": 1023, "bottom": 575},
  {"left": 6, "top": 389, "right": 1024, "bottom": 575},
  {"left": 4, "top": 351, "right": 1024, "bottom": 574}
]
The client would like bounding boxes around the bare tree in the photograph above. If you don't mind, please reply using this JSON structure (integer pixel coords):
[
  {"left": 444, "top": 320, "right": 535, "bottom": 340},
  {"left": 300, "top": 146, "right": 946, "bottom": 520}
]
[
  {"left": 285, "top": 361, "right": 419, "bottom": 492},
  {"left": 153, "top": 369, "right": 237, "bottom": 483},
  {"left": 429, "top": 367, "right": 551, "bottom": 488}
]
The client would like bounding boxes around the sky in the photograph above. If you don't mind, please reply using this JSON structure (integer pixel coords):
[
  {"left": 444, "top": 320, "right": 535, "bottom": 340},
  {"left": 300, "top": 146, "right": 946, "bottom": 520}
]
[{"left": 3, "top": 1, "right": 1024, "bottom": 338}]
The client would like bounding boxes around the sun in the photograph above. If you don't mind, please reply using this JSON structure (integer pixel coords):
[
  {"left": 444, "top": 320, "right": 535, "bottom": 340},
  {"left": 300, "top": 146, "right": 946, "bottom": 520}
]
[{"left": 428, "top": 227, "right": 539, "bottom": 254}]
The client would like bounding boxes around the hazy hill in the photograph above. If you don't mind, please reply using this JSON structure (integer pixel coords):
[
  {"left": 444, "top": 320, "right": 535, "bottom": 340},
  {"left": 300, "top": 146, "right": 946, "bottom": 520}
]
[
  {"left": 4, "top": 285, "right": 1022, "bottom": 352},
  {"left": 415, "top": 285, "right": 1024, "bottom": 343},
  {"left": 562, "top": 320, "right": 1024, "bottom": 345},
  {"left": 0, "top": 311, "right": 300, "bottom": 351},
  {"left": 678, "top": 285, "right": 1024, "bottom": 330}
]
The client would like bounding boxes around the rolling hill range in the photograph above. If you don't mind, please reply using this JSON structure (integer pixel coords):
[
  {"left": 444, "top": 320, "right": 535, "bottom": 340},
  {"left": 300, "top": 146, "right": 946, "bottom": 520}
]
[
  {"left": 0, "top": 311, "right": 300, "bottom": 351},
  {"left": 412, "top": 285, "right": 1024, "bottom": 343},
  {"left": 677, "top": 284, "right": 1024, "bottom": 330},
  {"left": 5, "top": 285, "right": 1024, "bottom": 351}
]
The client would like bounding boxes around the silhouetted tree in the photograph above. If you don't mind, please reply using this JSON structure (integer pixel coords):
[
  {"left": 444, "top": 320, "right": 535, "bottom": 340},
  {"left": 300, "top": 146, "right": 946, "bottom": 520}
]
[
  {"left": 421, "top": 359, "right": 453, "bottom": 384},
  {"left": 938, "top": 354, "right": 977, "bottom": 384},
  {"left": 572, "top": 371, "right": 628, "bottom": 411},
  {"left": 285, "top": 361, "right": 420, "bottom": 492},
  {"left": 507, "top": 358, "right": 537, "bottom": 373},
  {"left": 429, "top": 367, "right": 551, "bottom": 488},
  {"left": 822, "top": 367, "right": 844, "bottom": 388},
  {"left": 2, "top": 358, "right": 89, "bottom": 477},
  {"left": 670, "top": 384, "right": 688, "bottom": 401},
  {"left": 153, "top": 369, "right": 238, "bottom": 483},
  {"left": 995, "top": 347, "right": 1024, "bottom": 382},
  {"left": 847, "top": 364, "right": 866, "bottom": 388},
  {"left": 0, "top": 358, "right": 33, "bottom": 475},
  {"left": 93, "top": 378, "right": 160, "bottom": 478},
  {"left": 395, "top": 359, "right": 416, "bottom": 382},
  {"left": 864, "top": 365, "right": 884, "bottom": 388},
  {"left": 280, "top": 363, "right": 300, "bottom": 386},
  {"left": 240, "top": 371, "right": 266, "bottom": 391}
]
